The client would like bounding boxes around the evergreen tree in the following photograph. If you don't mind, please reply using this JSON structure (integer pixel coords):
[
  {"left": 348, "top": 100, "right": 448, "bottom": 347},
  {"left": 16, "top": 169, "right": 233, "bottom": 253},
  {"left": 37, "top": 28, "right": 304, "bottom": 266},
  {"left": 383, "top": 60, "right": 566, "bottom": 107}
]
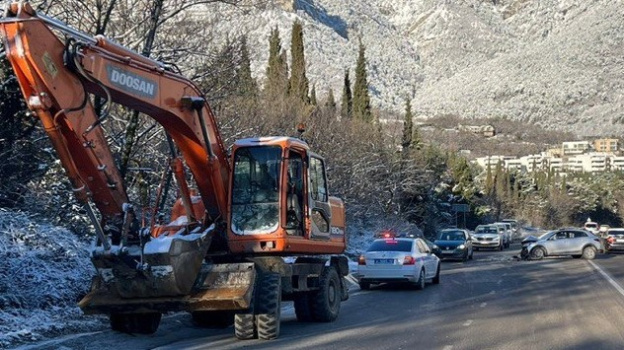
[
  {"left": 237, "top": 35, "right": 258, "bottom": 99},
  {"left": 495, "top": 162, "right": 505, "bottom": 197},
  {"left": 288, "top": 20, "right": 309, "bottom": 104},
  {"left": 265, "top": 27, "right": 288, "bottom": 98},
  {"left": 325, "top": 88, "right": 336, "bottom": 113},
  {"left": 401, "top": 98, "right": 413, "bottom": 151},
  {"left": 340, "top": 69, "right": 352, "bottom": 119},
  {"left": 352, "top": 41, "right": 372, "bottom": 122},
  {"left": 279, "top": 50, "right": 289, "bottom": 92},
  {"left": 485, "top": 164, "right": 494, "bottom": 196},
  {"left": 310, "top": 84, "right": 317, "bottom": 105}
]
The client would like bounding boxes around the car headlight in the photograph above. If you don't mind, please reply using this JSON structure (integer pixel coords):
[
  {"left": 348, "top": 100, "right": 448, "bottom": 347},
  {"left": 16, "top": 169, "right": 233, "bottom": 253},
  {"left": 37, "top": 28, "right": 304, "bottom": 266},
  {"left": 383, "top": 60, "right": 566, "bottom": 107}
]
[{"left": 457, "top": 244, "right": 466, "bottom": 250}]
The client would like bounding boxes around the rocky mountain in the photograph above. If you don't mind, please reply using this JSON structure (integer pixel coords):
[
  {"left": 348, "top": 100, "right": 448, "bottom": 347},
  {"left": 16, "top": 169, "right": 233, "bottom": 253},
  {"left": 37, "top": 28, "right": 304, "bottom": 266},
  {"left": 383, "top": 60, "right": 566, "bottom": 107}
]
[{"left": 160, "top": 1, "right": 622, "bottom": 136}]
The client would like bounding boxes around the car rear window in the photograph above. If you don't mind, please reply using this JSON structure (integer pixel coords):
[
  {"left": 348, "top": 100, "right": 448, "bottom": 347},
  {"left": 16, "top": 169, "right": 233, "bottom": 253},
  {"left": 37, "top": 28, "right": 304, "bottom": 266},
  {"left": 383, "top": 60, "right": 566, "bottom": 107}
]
[{"left": 367, "top": 240, "right": 412, "bottom": 252}]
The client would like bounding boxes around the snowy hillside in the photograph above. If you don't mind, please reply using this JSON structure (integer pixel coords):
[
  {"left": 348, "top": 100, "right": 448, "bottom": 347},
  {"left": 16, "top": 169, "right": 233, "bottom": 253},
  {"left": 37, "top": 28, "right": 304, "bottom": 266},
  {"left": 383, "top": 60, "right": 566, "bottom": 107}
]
[
  {"left": 201, "top": 0, "right": 624, "bottom": 136},
  {"left": 0, "top": 211, "right": 106, "bottom": 348}
]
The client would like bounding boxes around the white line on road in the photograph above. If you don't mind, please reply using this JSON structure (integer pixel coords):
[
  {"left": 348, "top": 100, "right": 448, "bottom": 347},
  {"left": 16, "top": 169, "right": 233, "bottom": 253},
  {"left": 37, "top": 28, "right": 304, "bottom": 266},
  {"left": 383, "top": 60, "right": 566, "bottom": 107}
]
[
  {"left": 463, "top": 319, "right": 473, "bottom": 326},
  {"left": 480, "top": 302, "right": 487, "bottom": 308},
  {"left": 588, "top": 260, "right": 624, "bottom": 297}
]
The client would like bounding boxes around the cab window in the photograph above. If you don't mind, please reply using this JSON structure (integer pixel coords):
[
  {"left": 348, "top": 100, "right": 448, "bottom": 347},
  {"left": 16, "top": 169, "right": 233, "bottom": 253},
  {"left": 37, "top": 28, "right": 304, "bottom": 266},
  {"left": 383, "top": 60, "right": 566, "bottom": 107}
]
[{"left": 309, "top": 157, "right": 328, "bottom": 202}]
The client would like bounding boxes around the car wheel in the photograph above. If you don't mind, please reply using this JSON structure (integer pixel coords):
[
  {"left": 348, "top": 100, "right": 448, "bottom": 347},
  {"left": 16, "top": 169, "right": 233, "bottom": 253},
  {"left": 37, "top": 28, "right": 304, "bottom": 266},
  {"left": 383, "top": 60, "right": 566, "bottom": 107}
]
[
  {"left": 432, "top": 264, "right": 440, "bottom": 285},
  {"left": 530, "top": 247, "right": 545, "bottom": 260},
  {"left": 582, "top": 246, "right": 597, "bottom": 260},
  {"left": 416, "top": 269, "right": 426, "bottom": 290},
  {"left": 359, "top": 282, "right": 371, "bottom": 290}
]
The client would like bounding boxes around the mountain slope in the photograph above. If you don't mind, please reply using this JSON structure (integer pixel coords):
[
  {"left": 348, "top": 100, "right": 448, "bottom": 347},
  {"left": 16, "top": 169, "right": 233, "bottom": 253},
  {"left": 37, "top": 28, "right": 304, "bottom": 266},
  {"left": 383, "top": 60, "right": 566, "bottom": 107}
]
[{"left": 204, "top": 0, "right": 624, "bottom": 136}]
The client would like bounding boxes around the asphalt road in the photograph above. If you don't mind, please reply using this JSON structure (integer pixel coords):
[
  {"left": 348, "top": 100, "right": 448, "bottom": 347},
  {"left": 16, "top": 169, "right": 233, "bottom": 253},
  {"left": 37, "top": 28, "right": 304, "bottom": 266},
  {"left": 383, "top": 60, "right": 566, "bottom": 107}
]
[{"left": 16, "top": 244, "right": 624, "bottom": 350}]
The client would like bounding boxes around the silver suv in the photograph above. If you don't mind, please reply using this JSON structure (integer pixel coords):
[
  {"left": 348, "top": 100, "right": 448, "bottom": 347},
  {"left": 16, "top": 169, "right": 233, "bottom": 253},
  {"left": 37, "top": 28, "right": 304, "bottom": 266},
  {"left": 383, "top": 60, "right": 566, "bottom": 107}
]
[{"left": 521, "top": 228, "right": 602, "bottom": 260}]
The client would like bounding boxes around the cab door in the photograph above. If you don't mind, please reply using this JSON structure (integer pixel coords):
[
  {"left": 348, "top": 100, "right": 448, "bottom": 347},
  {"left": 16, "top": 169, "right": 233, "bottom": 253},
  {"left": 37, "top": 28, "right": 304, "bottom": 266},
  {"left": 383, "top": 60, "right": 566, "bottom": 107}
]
[{"left": 306, "top": 154, "right": 332, "bottom": 240}]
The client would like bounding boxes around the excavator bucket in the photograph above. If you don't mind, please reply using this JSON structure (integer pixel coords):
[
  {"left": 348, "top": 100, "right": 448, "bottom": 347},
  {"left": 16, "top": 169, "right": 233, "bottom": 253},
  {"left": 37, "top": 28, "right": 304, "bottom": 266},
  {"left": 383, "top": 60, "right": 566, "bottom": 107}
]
[
  {"left": 79, "top": 261, "right": 256, "bottom": 314},
  {"left": 89, "top": 230, "right": 213, "bottom": 299}
]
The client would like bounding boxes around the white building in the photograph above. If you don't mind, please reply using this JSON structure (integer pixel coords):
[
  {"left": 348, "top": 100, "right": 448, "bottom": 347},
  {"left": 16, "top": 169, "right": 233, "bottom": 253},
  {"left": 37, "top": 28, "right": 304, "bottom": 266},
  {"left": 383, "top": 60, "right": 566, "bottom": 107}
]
[
  {"left": 611, "top": 156, "right": 624, "bottom": 171},
  {"left": 475, "top": 155, "right": 515, "bottom": 171},
  {"left": 562, "top": 141, "right": 591, "bottom": 156},
  {"left": 564, "top": 153, "right": 610, "bottom": 173}
]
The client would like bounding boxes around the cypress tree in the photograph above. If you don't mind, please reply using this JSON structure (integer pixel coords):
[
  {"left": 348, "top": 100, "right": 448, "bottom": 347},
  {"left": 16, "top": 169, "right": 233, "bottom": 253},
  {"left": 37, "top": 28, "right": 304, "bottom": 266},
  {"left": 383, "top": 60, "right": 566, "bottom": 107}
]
[
  {"left": 485, "top": 163, "right": 494, "bottom": 196},
  {"left": 340, "top": 69, "right": 352, "bottom": 119},
  {"left": 265, "top": 27, "right": 288, "bottom": 98},
  {"left": 352, "top": 41, "right": 372, "bottom": 122},
  {"left": 325, "top": 88, "right": 336, "bottom": 112},
  {"left": 237, "top": 35, "right": 258, "bottom": 99},
  {"left": 401, "top": 98, "right": 413, "bottom": 150},
  {"left": 310, "top": 84, "right": 317, "bottom": 105},
  {"left": 279, "top": 50, "right": 289, "bottom": 93},
  {"left": 289, "top": 20, "right": 309, "bottom": 104}
]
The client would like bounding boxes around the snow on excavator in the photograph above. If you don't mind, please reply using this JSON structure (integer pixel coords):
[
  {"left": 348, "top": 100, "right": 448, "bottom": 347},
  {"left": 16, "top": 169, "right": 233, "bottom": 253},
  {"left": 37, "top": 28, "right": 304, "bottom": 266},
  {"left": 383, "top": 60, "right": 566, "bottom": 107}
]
[{"left": 0, "top": 2, "right": 348, "bottom": 339}]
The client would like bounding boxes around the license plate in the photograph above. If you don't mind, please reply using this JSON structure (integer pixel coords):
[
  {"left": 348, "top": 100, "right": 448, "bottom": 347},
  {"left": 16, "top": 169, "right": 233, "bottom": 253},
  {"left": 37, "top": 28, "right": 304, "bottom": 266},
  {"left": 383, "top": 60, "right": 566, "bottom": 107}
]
[
  {"left": 442, "top": 251, "right": 454, "bottom": 255},
  {"left": 374, "top": 259, "right": 394, "bottom": 264}
]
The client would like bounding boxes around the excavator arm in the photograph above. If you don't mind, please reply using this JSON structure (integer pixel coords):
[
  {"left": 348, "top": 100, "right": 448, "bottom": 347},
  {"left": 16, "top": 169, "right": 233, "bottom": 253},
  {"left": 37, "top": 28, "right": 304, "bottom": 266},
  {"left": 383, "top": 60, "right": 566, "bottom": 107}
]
[{"left": 0, "top": 3, "right": 230, "bottom": 236}]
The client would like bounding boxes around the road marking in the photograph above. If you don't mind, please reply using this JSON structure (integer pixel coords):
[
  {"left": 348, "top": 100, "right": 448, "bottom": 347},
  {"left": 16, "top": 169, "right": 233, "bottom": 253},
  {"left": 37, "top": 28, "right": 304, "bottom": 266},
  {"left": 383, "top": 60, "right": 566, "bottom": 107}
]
[
  {"left": 443, "top": 346, "right": 454, "bottom": 350},
  {"left": 480, "top": 302, "right": 487, "bottom": 308},
  {"left": 463, "top": 319, "right": 473, "bottom": 326},
  {"left": 588, "top": 260, "right": 624, "bottom": 297}
]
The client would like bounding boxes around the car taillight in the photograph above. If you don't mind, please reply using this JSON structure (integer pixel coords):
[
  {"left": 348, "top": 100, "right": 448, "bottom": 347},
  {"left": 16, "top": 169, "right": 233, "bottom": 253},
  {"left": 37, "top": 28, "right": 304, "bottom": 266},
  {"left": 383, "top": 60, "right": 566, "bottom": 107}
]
[
  {"left": 403, "top": 256, "right": 416, "bottom": 265},
  {"left": 358, "top": 255, "right": 366, "bottom": 265}
]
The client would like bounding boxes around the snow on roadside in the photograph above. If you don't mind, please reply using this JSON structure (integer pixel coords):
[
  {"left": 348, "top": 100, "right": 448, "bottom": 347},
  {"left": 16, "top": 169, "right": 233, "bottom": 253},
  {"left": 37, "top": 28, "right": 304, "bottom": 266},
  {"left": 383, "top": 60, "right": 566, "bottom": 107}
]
[{"left": 0, "top": 210, "right": 106, "bottom": 349}]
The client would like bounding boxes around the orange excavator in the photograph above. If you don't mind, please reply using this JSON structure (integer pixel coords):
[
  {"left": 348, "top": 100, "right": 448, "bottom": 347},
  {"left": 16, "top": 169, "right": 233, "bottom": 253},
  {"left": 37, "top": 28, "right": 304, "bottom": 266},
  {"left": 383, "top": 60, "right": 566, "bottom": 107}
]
[{"left": 0, "top": 2, "right": 348, "bottom": 339}]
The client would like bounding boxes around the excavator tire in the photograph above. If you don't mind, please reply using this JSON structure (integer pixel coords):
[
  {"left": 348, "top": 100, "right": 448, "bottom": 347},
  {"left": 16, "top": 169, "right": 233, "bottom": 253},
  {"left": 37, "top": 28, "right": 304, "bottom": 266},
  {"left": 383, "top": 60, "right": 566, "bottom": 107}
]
[
  {"left": 192, "top": 311, "right": 234, "bottom": 328},
  {"left": 254, "top": 273, "right": 281, "bottom": 340},
  {"left": 311, "top": 266, "right": 341, "bottom": 322},
  {"left": 293, "top": 293, "right": 314, "bottom": 322},
  {"left": 234, "top": 286, "right": 257, "bottom": 340},
  {"left": 109, "top": 312, "right": 161, "bottom": 334}
]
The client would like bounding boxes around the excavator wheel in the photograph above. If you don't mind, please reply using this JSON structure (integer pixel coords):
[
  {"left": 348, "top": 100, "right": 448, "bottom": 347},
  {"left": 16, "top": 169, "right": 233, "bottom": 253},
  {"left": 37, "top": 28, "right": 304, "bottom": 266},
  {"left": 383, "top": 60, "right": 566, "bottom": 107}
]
[
  {"left": 235, "top": 284, "right": 257, "bottom": 340},
  {"left": 109, "top": 312, "right": 161, "bottom": 334},
  {"left": 311, "top": 266, "right": 341, "bottom": 322},
  {"left": 192, "top": 310, "right": 234, "bottom": 328},
  {"left": 293, "top": 293, "right": 314, "bottom": 322},
  {"left": 254, "top": 273, "right": 282, "bottom": 340}
]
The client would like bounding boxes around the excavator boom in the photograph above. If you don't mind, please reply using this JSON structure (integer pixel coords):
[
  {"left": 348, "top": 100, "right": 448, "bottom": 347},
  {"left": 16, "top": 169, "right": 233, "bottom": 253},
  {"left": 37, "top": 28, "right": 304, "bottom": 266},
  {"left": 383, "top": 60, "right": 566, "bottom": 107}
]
[{"left": 0, "top": 3, "right": 230, "bottom": 232}]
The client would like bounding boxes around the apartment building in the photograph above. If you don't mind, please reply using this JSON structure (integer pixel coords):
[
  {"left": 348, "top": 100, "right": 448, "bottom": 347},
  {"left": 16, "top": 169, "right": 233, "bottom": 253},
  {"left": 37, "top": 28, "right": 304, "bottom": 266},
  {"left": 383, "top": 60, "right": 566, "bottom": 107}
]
[
  {"left": 474, "top": 140, "right": 622, "bottom": 174},
  {"left": 593, "top": 138, "right": 619, "bottom": 153},
  {"left": 562, "top": 141, "right": 591, "bottom": 156}
]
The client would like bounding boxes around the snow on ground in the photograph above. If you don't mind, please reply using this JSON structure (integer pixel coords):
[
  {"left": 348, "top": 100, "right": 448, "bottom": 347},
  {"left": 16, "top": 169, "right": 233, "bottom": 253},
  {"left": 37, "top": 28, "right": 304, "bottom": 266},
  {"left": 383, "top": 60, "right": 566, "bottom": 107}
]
[{"left": 0, "top": 210, "right": 108, "bottom": 349}]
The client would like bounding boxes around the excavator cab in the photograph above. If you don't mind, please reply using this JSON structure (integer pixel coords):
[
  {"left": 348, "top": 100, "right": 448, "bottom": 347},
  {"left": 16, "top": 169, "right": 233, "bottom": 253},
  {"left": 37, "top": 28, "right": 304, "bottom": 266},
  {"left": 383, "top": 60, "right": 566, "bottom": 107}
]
[{"left": 227, "top": 137, "right": 346, "bottom": 255}]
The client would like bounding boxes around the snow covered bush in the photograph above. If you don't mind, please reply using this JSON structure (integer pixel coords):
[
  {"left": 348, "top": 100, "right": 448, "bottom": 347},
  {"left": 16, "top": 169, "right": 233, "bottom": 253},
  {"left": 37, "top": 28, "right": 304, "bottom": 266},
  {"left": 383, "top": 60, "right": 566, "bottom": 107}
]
[{"left": 0, "top": 209, "right": 102, "bottom": 347}]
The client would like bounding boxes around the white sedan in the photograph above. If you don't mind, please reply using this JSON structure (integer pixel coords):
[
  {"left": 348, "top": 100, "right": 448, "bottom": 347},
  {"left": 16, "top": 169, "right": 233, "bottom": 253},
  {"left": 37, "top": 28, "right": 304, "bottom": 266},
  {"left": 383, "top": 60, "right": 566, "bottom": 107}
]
[{"left": 354, "top": 237, "right": 441, "bottom": 290}]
